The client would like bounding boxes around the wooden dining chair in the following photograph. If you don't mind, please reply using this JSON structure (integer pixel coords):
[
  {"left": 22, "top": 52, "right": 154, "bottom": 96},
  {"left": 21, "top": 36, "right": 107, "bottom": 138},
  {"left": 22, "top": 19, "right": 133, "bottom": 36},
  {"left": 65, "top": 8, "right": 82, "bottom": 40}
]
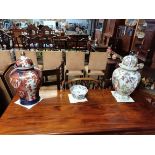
[
  {"left": 65, "top": 51, "right": 85, "bottom": 80},
  {"left": 76, "top": 38, "right": 88, "bottom": 51},
  {"left": 40, "top": 26, "right": 51, "bottom": 35},
  {"left": 0, "top": 64, "right": 15, "bottom": 115},
  {"left": 42, "top": 51, "right": 63, "bottom": 70},
  {"left": 42, "top": 51, "right": 64, "bottom": 89},
  {"left": 66, "top": 37, "right": 77, "bottom": 50},
  {"left": 0, "top": 30, "right": 12, "bottom": 49},
  {"left": 62, "top": 77, "right": 101, "bottom": 89},
  {"left": 86, "top": 51, "right": 108, "bottom": 80},
  {"left": 27, "top": 24, "right": 38, "bottom": 36},
  {"left": 27, "top": 24, "right": 39, "bottom": 50},
  {"left": 0, "top": 50, "right": 13, "bottom": 73},
  {"left": 0, "top": 63, "right": 16, "bottom": 99},
  {"left": 11, "top": 29, "right": 23, "bottom": 49},
  {"left": 39, "top": 26, "right": 53, "bottom": 50}
]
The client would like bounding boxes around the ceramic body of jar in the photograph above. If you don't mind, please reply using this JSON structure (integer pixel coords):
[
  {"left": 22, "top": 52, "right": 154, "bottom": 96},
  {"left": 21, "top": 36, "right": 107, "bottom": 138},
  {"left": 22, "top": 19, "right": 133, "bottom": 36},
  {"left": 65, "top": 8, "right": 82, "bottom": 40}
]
[
  {"left": 10, "top": 55, "right": 42, "bottom": 105},
  {"left": 112, "top": 54, "right": 142, "bottom": 100}
]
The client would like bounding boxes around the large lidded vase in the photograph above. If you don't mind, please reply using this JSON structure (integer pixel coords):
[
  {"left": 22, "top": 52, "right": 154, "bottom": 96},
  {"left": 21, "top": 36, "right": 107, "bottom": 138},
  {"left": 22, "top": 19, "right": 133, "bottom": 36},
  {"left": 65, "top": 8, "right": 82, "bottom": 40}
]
[
  {"left": 10, "top": 54, "right": 42, "bottom": 105},
  {"left": 112, "top": 53, "right": 142, "bottom": 101}
]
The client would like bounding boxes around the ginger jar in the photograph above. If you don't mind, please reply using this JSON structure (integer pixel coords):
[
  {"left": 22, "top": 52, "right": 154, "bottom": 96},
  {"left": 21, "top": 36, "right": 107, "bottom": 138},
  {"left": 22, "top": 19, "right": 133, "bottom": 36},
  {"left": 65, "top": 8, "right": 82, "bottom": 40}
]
[
  {"left": 10, "top": 55, "right": 42, "bottom": 105},
  {"left": 112, "top": 54, "right": 142, "bottom": 101}
]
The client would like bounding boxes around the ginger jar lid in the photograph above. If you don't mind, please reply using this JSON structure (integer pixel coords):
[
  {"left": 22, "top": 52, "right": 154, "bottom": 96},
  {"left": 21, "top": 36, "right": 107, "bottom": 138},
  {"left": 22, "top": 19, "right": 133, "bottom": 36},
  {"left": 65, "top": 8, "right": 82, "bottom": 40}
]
[
  {"left": 15, "top": 55, "right": 34, "bottom": 70},
  {"left": 119, "top": 54, "right": 139, "bottom": 71}
]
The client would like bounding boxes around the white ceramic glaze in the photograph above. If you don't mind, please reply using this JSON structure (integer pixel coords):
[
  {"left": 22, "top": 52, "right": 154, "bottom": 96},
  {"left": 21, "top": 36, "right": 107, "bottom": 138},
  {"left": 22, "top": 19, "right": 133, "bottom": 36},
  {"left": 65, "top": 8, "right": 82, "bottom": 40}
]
[
  {"left": 112, "top": 54, "right": 142, "bottom": 101},
  {"left": 70, "top": 85, "right": 88, "bottom": 100}
]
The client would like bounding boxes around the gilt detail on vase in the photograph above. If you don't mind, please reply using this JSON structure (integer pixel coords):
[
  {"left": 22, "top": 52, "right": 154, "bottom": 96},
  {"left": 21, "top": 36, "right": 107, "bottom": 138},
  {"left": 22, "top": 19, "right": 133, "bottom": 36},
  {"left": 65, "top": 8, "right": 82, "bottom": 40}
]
[{"left": 10, "top": 55, "right": 42, "bottom": 105}]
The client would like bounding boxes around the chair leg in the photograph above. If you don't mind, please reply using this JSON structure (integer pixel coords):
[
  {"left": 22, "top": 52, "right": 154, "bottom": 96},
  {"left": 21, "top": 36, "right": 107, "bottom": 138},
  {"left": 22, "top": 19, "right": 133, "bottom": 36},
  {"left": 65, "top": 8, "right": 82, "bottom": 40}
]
[
  {"left": 65, "top": 71, "right": 68, "bottom": 81},
  {"left": 66, "top": 75, "right": 68, "bottom": 81},
  {"left": 45, "top": 76, "right": 48, "bottom": 81},
  {"left": 65, "top": 69, "right": 70, "bottom": 81}
]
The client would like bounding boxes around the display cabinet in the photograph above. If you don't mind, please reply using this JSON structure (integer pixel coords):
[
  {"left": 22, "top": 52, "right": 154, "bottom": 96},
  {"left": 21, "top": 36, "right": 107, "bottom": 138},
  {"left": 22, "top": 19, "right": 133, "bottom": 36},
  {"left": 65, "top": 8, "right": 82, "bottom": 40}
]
[{"left": 131, "top": 20, "right": 155, "bottom": 68}]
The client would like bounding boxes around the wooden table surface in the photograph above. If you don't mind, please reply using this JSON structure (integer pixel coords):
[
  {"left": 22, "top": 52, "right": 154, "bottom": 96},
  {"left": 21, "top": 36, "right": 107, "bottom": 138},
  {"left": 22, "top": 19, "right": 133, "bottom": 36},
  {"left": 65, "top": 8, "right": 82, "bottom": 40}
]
[{"left": 0, "top": 89, "right": 155, "bottom": 135}]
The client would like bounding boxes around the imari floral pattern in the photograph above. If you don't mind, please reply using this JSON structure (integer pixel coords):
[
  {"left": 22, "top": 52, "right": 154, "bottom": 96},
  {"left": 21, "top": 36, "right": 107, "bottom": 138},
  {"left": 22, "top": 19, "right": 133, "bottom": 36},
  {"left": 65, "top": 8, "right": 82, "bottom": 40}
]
[
  {"left": 16, "top": 56, "right": 34, "bottom": 69},
  {"left": 10, "top": 55, "right": 42, "bottom": 105}
]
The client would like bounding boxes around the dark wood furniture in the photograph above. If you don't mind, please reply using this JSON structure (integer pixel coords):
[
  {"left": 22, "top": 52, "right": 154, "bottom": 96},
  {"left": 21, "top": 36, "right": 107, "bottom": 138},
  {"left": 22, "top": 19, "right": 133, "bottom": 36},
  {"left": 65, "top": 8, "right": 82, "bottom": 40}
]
[
  {"left": 0, "top": 29, "right": 12, "bottom": 49},
  {"left": 10, "top": 28, "right": 26, "bottom": 49},
  {"left": 27, "top": 24, "right": 39, "bottom": 50},
  {"left": 39, "top": 26, "right": 53, "bottom": 50},
  {"left": 42, "top": 62, "right": 64, "bottom": 90},
  {"left": 0, "top": 89, "right": 155, "bottom": 134},
  {"left": 0, "top": 63, "right": 16, "bottom": 99},
  {"left": 76, "top": 38, "right": 88, "bottom": 51},
  {"left": 136, "top": 20, "right": 155, "bottom": 68}
]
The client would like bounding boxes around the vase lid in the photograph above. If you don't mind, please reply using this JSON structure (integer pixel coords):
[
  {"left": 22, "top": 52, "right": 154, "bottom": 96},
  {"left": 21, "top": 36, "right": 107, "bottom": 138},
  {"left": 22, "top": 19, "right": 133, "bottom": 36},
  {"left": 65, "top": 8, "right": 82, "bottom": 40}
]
[
  {"left": 119, "top": 54, "right": 139, "bottom": 71},
  {"left": 15, "top": 55, "right": 34, "bottom": 70}
]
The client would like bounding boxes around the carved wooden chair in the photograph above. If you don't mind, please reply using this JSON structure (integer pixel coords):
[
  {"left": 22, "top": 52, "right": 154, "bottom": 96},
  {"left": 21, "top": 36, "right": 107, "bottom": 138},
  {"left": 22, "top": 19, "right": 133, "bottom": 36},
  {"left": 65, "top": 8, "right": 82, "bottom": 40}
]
[
  {"left": 27, "top": 24, "right": 38, "bottom": 36},
  {"left": 42, "top": 51, "right": 64, "bottom": 89},
  {"left": 76, "top": 38, "right": 88, "bottom": 51},
  {"left": 27, "top": 24, "right": 39, "bottom": 49},
  {"left": 65, "top": 51, "right": 85, "bottom": 80},
  {"left": 11, "top": 29, "right": 23, "bottom": 49},
  {"left": 0, "top": 50, "right": 13, "bottom": 73},
  {"left": 66, "top": 36, "right": 77, "bottom": 50},
  {"left": 0, "top": 30, "right": 12, "bottom": 49},
  {"left": 0, "top": 63, "right": 16, "bottom": 116},
  {"left": 86, "top": 52, "right": 108, "bottom": 79},
  {"left": 39, "top": 26, "right": 53, "bottom": 50},
  {"left": 0, "top": 63, "right": 16, "bottom": 99},
  {"left": 62, "top": 77, "right": 101, "bottom": 89}
]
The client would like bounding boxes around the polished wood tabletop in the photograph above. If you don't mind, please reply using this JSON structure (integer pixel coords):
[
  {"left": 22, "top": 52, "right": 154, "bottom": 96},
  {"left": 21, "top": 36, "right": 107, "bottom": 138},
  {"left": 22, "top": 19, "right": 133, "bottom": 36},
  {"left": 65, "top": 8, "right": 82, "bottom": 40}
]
[{"left": 0, "top": 89, "right": 155, "bottom": 135}]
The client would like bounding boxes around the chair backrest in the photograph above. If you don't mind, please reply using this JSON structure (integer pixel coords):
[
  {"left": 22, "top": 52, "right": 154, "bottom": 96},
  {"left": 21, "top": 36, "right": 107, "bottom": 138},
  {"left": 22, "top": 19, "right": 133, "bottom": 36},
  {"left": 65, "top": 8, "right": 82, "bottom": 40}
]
[
  {"left": 11, "top": 29, "right": 23, "bottom": 42},
  {"left": 0, "top": 63, "right": 16, "bottom": 98},
  {"left": 0, "top": 71, "right": 12, "bottom": 116},
  {"left": 0, "top": 30, "right": 12, "bottom": 49},
  {"left": 40, "top": 26, "right": 51, "bottom": 35},
  {"left": 66, "top": 37, "right": 77, "bottom": 50},
  {"left": 66, "top": 51, "right": 85, "bottom": 71},
  {"left": 76, "top": 38, "right": 88, "bottom": 50},
  {"left": 42, "top": 51, "right": 63, "bottom": 70},
  {"left": 15, "top": 50, "right": 38, "bottom": 67},
  {"left": 62, "top": 77, "right": 101, "bottom": 89},
  {"left": 88, "top": 52, "right": 108, "bottom": 71},
  {"left": 27, "top": 24, "right": 38, "bottom": 36},
  {"left": 0, "top": 50, "right": 13, "bottom": 72}
]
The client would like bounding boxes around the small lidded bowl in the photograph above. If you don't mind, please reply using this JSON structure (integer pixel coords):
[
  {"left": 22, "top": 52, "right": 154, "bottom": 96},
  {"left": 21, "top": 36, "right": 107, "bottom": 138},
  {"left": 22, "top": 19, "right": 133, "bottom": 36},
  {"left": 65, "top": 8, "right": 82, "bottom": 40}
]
[{"left": 70, "top": 85, "right": 88, "bottom": 100}]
